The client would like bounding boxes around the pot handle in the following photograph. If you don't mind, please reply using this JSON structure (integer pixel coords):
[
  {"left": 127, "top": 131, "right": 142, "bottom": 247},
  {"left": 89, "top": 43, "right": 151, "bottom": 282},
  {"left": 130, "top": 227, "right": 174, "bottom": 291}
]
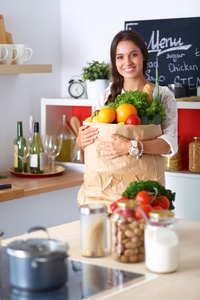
[
  {"left": 31, "top": 253, "right": 68, "bottom": 268},
  {"left": 23, "top": 226, "right": 50, "bottom": 241}
]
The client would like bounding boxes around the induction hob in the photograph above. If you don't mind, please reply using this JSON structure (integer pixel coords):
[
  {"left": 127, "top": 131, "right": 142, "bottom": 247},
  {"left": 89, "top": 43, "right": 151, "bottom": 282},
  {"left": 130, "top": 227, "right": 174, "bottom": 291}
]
[{"left": 0, "top": 246, "right": 157, "bottom": 300}]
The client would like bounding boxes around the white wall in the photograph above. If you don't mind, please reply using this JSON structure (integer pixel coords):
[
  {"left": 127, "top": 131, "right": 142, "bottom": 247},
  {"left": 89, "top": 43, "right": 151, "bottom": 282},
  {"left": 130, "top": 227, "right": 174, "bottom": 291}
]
[{"left": 0, "top": 0, "right": 61, "bottom": 172}]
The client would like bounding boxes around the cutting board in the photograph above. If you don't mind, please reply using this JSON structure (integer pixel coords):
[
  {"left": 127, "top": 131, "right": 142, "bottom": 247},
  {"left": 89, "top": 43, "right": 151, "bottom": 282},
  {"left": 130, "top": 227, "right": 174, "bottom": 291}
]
[
  {"left": 0, "top": 186, "right": 24, "bottom": 202},
  {"left": 0, "top": 15, "right": 13, "bottom": 44},
  {"left": 0, "top": 15, "right": 7, "bottom": 43}
]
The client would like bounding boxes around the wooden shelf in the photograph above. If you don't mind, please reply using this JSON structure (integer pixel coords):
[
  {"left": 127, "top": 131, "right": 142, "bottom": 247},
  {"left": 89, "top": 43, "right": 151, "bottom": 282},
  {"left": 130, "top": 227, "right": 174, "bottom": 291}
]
[{"left": 0, "top": 64, "right": 52, "bottom": 74}]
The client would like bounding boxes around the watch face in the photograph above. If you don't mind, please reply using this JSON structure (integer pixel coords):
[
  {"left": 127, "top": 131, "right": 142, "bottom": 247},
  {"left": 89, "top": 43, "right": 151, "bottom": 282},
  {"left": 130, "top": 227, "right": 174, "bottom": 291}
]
[
  {"left": 130, "top": 147, "right": 139, "bottom": 156},
  {"left": 68, "top": 82, "right": 84, "bottom": 98}
]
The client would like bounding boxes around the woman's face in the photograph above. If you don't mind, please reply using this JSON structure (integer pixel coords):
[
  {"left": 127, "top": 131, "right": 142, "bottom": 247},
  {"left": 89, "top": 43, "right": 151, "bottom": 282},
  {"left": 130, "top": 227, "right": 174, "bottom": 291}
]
[{"left": 115, "top": 40, "right": 144, "bottom": 80}]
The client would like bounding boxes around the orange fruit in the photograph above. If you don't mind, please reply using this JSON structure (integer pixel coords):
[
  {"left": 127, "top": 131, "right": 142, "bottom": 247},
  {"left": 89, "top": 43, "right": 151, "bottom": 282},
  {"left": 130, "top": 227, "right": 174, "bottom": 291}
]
[
  {"left": 115, "top": 103, "right": 137, "bottom": 123},
  {"left": 98, "top": 107, "right": 116, "bottom": 123}
]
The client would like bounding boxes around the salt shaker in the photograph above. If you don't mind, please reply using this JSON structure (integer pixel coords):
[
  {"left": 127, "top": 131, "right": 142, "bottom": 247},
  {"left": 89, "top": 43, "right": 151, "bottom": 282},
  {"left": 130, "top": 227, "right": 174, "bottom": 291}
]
[
  {"left": 145, "top": 210, "right": 180, "bottom": 273},
  {"left": 80, "top": 203, "right": 107, "bottom": 257}
]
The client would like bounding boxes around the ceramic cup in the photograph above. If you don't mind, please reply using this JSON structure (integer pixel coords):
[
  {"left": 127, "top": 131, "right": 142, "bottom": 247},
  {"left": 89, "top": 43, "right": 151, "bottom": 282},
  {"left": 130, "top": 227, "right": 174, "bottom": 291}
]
[
  {"left": 0, "top": 44, "right": 19, "bottom": 65},
  {"left": 12, "top": 44, "right": 33, "bottom": 64},
  {"left": 0, "top": 45, "right": 9, "bottom": 62}
]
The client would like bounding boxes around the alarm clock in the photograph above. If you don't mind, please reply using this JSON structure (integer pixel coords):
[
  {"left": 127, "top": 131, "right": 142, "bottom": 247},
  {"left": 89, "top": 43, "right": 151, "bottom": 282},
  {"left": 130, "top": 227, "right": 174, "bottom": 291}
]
[{"left": 68, "top": 77, "right": 85, "bottom": 99}]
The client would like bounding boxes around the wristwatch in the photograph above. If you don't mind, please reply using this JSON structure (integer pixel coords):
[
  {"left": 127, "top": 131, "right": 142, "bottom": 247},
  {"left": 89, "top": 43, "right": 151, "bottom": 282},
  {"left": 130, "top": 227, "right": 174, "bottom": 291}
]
[{"left": 128, "top": 140, "right": 139, "bottom": 156}]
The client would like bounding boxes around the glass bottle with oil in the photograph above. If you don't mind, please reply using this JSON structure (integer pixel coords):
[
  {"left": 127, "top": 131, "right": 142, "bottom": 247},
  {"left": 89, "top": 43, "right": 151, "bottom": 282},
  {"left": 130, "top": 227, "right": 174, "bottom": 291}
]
[{"left": 55, "top": 115, "right": 77, "bottom": 162}]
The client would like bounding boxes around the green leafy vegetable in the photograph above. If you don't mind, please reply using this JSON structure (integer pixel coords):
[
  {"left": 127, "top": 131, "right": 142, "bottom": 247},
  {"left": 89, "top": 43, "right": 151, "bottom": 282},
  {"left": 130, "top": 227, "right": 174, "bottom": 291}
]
[
  {"left": 145, "top": 100, "right": 166, "bottom": 123},
  {"left": 122, "top": 180, "right": 175, "bottom": 210},
  {"left": 105, "top": 91, "right": 148, "bottom": 117},
  {"left": 0, "top": 175, "right": 7, "bottom": 179}
]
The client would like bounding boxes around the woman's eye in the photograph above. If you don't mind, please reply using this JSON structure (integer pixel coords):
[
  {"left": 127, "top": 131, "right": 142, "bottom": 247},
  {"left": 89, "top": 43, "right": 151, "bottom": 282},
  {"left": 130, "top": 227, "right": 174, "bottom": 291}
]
[
  {"left": 131, "top": 53, "right": 137, "bottom": 57},
  {"left": 116, "top": 55, "right": 123, "bottom": 60}
]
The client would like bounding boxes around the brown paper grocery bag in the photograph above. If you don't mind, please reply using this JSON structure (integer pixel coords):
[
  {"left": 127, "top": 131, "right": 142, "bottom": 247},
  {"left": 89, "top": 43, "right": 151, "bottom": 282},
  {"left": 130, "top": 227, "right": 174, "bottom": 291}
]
[{"left": 77, "top": 122, "right": 164, "bottom": 210}]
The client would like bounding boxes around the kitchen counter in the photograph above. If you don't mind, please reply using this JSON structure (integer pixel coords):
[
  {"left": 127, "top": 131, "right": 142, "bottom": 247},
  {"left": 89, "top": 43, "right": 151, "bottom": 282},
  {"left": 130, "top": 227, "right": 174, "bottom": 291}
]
[
  {"left": 2, "top": 219, "right": 200, "bottom": 299},
  {"left": 0, "top": 168, "right": 84, "bottom": 202}
]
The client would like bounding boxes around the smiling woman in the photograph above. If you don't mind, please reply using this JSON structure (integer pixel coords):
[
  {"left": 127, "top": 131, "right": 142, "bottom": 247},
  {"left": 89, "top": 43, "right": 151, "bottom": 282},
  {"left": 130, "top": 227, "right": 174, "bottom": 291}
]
[{"left": 76, "top": 30, "right": 178, "bottom": 209}]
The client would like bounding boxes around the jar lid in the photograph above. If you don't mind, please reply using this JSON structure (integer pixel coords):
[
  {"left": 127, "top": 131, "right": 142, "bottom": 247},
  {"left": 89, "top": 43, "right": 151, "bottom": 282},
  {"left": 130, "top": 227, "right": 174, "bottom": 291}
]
[
  {"left": 80, "top": 203, "right": 107, "bottom": 215},
  {"left": 149, "top": 210, "right": 174, "bottom": 219},
  {"left": 117, "top": 199, "right": 141, "bottom": 208},
  {"left": 192, "top": 136, "right": 200, "bottom": 140}
]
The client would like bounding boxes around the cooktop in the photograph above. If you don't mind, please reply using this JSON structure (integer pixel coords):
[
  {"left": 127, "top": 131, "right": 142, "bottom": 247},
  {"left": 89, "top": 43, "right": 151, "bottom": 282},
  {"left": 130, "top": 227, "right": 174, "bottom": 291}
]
[{"left": 0, "top": 246, "right": 154, "bottom": 300}]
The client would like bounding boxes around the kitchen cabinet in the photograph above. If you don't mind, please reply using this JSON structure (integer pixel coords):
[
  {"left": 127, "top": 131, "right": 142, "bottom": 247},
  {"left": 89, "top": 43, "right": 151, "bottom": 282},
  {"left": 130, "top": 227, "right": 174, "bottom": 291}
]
[{"left": 0, "top": 64, "right": 52, "bottom": 74}]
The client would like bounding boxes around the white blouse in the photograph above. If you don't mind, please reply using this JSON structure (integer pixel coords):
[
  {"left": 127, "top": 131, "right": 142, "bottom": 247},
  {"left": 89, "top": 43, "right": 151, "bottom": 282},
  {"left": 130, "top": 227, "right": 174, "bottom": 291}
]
[{"left": 97, "top": 85, "right": 178, "bottom": 157}]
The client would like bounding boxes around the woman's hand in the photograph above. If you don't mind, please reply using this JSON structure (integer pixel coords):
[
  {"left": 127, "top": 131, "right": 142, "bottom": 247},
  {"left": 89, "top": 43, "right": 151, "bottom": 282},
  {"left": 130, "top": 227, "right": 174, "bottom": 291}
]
[
  {"left": 76, "top": 125, "right": 99, "bottom": 150},
  {"left": 97, "top": 134, "right": 131, "bottom": 159}
]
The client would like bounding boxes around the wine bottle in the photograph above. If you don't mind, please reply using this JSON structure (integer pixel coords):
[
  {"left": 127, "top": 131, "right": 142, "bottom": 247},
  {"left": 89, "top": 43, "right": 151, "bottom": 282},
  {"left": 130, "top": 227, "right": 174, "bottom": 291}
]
[
  {"left": 30, "top": 122, "right": 45, "bottom": 174},
  {"left": 13, "top": 121, "right": 27, "bottom": 173}
]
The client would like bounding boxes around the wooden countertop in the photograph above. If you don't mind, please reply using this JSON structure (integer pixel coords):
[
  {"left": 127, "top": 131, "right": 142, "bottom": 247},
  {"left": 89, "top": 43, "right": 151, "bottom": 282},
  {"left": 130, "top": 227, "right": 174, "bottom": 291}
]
[
  {"left": 0, "top": 168, "right": 83, "bottom": 202},
  {"left": 2, "top": 219, "right": 200, "bottom": 299}
]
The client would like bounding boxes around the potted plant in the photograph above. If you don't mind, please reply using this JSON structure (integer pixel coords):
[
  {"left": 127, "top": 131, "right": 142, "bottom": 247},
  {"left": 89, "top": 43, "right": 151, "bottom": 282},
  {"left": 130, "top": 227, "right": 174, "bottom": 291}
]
[{"left": 82, "top": 60, "right": 111, "bottom": 99}]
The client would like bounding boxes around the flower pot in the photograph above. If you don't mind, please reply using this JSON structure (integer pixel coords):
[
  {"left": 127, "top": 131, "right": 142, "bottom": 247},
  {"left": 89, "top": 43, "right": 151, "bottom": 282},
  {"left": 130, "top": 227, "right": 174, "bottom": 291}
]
[{"left": 86, "top": 79, "right": 108, "bottom": 99}]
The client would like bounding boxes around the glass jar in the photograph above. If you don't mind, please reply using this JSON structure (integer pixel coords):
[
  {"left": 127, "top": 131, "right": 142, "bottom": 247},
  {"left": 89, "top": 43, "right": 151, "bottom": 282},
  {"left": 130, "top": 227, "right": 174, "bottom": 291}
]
[
  {"left": 110, "top": 200, "right": 146, "bottom": 263},
  {"left": 80, "top": 203, "right": 107, "bottom": 257},
  {"left": 145, "top": 210, "right": 180, "bottom": 273},
  {"left": 189, "top": 137, "right": 200, "bottom": 173},
  {"left": 165, "top": 142, "right": 182, "bottom": 171}
]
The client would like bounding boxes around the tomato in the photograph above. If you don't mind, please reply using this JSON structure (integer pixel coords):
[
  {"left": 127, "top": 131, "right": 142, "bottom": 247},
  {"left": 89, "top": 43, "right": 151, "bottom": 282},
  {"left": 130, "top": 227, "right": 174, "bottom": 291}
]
[
  {"left": 140, "top": 204, "right": 153, "bottom": 218},
  {"left": 152, "top": 205, "right": 163, "bottom": 210},
  {"left": 126, "top": 114, "right": 141, "bottom": 125},
  {"left": 155, "top": 195, "right": 170, "bottom": 209},
  {"left": 135, "top": 191, "right": 154, "bottom": 205},
  {"left": 110, "top": 196, "right": 130, "bottom": 212}
]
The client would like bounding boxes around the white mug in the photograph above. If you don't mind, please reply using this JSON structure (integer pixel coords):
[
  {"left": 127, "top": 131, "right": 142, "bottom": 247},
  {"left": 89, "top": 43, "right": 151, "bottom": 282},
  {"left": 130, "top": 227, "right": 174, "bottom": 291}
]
[
  {"left": 0, "top": 44, "right": 19, "bottom": 65},
  {"left": 13, "top": 44, "right": 33, "bottom": 64},
  {"left": 0, "top": 45, "right": 8, "bottom": 62}
]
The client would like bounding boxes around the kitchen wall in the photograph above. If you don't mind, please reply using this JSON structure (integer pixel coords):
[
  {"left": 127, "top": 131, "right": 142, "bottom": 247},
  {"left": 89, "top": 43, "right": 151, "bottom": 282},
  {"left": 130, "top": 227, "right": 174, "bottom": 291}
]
[
  {"left": 0, "top": 0, "right": 199, "bottom": 173},
  {"left": 0, "top": 0, "right": 61, "bottom": 172}
]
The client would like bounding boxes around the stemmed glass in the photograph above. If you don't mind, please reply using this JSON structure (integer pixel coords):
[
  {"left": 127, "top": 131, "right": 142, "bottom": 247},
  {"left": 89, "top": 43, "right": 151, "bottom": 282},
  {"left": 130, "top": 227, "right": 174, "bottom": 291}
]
[
  {"left": 18, "top": 141, "right": 30, "bottom": 174},
  {"left": 43, "top": 135, "right": 62, "bottom": 173}
]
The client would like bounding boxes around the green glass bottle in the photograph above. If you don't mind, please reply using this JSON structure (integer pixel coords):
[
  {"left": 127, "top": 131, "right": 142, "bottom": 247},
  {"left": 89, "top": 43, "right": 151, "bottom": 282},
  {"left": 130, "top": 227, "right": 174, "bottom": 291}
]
[
  {"left": 30, "top": 122, "right": 45, "bottom": 174},
  {"left": 13, "top": 121, "right": 27, "bottom": 173}
]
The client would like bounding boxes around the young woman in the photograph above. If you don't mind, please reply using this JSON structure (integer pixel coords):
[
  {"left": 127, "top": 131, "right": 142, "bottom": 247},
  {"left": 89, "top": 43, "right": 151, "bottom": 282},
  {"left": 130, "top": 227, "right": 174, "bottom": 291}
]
[{"left": 77, "top": 30, "right": 178, "bottom": 160}]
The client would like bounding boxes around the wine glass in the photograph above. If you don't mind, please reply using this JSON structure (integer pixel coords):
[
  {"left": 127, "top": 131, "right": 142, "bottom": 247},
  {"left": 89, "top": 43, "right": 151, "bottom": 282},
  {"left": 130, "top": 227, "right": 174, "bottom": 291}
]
[
  {"left": 43, "top": 135, "right": 62, "bottom": 173},
  {"left": 18, "top": 143, "right": 30, "bottom": 174}
]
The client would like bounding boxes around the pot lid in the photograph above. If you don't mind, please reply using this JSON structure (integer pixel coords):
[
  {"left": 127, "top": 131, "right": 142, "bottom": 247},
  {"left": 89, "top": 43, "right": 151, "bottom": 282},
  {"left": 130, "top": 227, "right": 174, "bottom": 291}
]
[{"left": 7, "top": 238, "right": 68, "bottom": 258}]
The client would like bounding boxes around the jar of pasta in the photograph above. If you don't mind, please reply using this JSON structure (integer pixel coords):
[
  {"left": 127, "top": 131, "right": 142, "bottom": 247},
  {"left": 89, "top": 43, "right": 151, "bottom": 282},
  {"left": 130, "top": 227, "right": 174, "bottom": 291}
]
[
  {"left": 110, "top": 200, "right": 146, "bottom": 263},
  {"left": 165, "top": 141, "right": 182, "bottom": 171},
  {"left": 189, "top": 137, "right": 200, "bottom": 173}
]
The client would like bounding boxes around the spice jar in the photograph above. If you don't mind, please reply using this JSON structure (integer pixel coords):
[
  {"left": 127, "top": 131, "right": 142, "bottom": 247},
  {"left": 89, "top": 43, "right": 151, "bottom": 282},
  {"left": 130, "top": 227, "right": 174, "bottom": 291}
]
[
  {"left": 189, "top": 137, "right": 200, "bottom": 173},
  {"left": 165, "top": 139, "right": 182, "bottom": 171},
  {"left": 80, "top": 203, "right": 107, "bottom": 257},
  {"left": 145, "top": 210, "right": 180, "bottom": 273},
  {"left": 110, "top": 200, "right": 146, "bottom": 263}
]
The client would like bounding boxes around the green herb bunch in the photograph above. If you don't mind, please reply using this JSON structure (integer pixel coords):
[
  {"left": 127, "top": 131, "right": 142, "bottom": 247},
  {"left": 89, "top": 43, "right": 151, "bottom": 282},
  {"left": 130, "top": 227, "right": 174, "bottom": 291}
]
[
  {"left": 82, "top": 60, "right": 111, "bottom": 82},
  {"left": 122, "top": 180, "right": 175, "bottom": 210}
]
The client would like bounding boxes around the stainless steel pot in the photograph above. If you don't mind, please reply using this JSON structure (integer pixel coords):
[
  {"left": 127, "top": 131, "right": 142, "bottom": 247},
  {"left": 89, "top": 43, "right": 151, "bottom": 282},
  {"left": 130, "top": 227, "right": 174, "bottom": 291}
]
[{"left": 7, "top": 227, "right": 68, "bottom": 291}]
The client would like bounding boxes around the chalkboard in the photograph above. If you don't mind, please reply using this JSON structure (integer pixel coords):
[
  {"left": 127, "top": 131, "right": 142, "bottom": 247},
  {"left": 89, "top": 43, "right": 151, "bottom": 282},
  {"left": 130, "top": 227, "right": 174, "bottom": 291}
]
[{"left": 125, "top": 17, "right": 200, "bottom": 96}]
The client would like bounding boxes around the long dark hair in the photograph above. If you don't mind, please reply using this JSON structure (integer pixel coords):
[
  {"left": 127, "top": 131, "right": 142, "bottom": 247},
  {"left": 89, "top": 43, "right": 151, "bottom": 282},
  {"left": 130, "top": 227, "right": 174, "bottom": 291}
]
[{"left": 107, "top": 30, "right": 148, "bottom": 103}]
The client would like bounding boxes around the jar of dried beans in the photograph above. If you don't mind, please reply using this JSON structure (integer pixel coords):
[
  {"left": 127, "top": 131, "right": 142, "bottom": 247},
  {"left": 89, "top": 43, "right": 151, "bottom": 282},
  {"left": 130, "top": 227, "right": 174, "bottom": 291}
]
[
  {"left": 110, "top": 200, "right": 147, "bottom": 263},
  {"left": 189, "top": 137, "right": 200, "bottom": 173}
]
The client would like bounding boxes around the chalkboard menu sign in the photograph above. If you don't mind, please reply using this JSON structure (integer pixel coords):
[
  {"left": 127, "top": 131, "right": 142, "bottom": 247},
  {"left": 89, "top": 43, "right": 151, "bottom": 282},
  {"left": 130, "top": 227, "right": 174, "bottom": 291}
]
[{"left": 125, "top": 17, "right": 200, "bottom": 96}]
